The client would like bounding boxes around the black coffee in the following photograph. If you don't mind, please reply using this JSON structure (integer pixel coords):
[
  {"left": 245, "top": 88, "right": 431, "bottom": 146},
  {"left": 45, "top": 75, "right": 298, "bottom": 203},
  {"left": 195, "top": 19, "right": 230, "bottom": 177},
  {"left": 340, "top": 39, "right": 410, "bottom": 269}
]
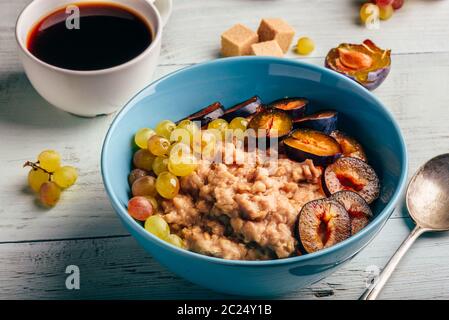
[{"left": 27, "top": 3, "right": 153, "bottom": 71}]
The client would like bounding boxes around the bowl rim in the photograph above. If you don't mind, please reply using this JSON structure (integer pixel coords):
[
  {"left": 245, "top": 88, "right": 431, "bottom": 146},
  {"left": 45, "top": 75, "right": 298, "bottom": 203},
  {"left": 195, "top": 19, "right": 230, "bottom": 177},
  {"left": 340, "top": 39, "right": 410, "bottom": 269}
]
[{"left": 101, "top": 56, "right": 408, "bottom": 266}]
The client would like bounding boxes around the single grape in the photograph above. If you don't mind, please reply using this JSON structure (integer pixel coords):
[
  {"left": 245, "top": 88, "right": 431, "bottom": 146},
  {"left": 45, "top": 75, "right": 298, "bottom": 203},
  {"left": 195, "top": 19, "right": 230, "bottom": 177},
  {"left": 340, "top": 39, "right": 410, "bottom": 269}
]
[
  {"left": 39, "top": 181, "right": 61, "bottom": 207},
  {"left": 53, "top": 166, "right": 78, "bottom": 188},
  {"left": 177, "top": 119, "right": 200, "bottom": 145},
  {"left": 166, "top": 234, "right": 184, "bottom": 248},
  {"left": 128, "top": 168, "right": 148, "bottom": 186},
  {"left": 207, "top": 118, "right": 228, "bottom": 133},
  {"left": 127, "top": 196, "right": 153, "bottom": 221},
  {"left": 379, "top": 4, "right": 394, "bottom": 20},
  {"left": 392, "top": 0, "right": 404, "bottom": 10},
  {"left": 148, "top": 135, "right": 170, "bottom": 156},
  {"left": 170, "top": 128, "right": 191, "bottom": 145},
  {"left": 28, "top": 168, "right": 51, "bottom": 193},
  {"left": 296, "top": 37, "right": 315, "bottom": 55},
  {"left": 229, "top": 117, "right": 249, "bottom": 131},
  {"left": 143, "top": 195, "right": 159, "bottom": 212},
  {"left": 144, "top": 215, "right": 170, "bottom": 239},
  {"left": 133, "top": 149, "right": 155, "bottom": 171},
  {"left": 156, "top": 171, "right": 180, "bottom": 199},
  {"left": 134, "top": 128, "right": 155, "bottom": 149},
  {"left": 132, "top": 175, "right": 157, "bottom": 197},
  {"left": 152, "top": 156, "right": 169, "bottom": 176},
  {"left": 38, "top": 150, "right": 61, "bottom": 172},
  {"left": 360, "top": 3, "right": 379, "bottom": 24},
  {"left": 168, "top": 152, "right": 198, "bottom": 177},
  {"left": 155, "top": 120, "right": 176, "bottom": 140}
]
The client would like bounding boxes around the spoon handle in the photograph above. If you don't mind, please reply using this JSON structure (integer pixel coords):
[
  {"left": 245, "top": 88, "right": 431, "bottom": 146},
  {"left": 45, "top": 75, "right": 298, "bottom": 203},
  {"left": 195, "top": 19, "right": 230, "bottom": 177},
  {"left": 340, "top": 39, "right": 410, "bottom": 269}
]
[{"left": 359, "top": 225, "right": 426, "bottom": 300}]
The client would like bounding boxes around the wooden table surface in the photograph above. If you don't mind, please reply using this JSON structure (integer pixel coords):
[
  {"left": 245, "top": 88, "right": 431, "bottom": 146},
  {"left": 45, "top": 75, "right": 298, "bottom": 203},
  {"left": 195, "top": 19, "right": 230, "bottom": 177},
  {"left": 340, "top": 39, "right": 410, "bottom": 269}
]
[{"left": 1, "top": 0, "right": 449, "bottom": 300}]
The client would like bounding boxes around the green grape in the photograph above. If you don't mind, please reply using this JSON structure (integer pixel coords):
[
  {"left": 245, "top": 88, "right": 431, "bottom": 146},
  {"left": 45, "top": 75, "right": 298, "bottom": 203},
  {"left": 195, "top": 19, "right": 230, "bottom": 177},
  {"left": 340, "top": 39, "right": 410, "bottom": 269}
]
[
  {"left": 168, "top": 152, "right": 198, "bottom": 177},
  {"left": 166, "top": 234, "right": 185, "bottom": 248},
  {"left": 38, "top": 150, "right": 61, "bottom": 172},
  {"left": 156, "top": 171, "right": 180, "bottom": 199},
  {"left": 148, "top": 135, "right": 170, "bottom": 156},
  {"left": 132, "top": 176, "right": 157, "bottom": 197},
  {"left": 199, "top": 130, "right": 219, "bottom": 159},
  {"left": 169, "top": 142, "right": 192, "bottom": 158},
  {"left": 152, "top": 156, "right": 169, "bottom": 176},
  {"left": 53, "top": 166, "right": 78, "bottom": 188},
  {"left": 39, "top": 181, "right": 61, "bottom": 207},
  {"left": 144, "top": 215, "right": 170, "bottom": 239},
  {"left": 229, "top": 117, "right": 249, "bottom": 131},
  {"left": 28, "top": 168, "right": 50, "bottom": 193},
  {"left": 128, "top": 168, "right": 148, "bottom": 186},
  {"left": 143, "top": 195, "right": 159, "bottom": 212},
  {"left": 170, "top": 128, "right": 191, "bottom": 145},
  {"left": 127, "top": 196, "right": 153, "bottom": 221},
  {"left": 207, "top": 118, "right": 228, "bottom": 132},
  {"left": 133, "top": 149, "right": 155, "bottom": 171},
  {"left": 168, "top": 149, "right": 198, "bottom": 177},
  {"left": 177, "top": 119, "right": 200, "bottom": 145},
  {"left": 155, "top": 120, "right": 176, "bottom": 140},
  {"left": 134, "top": 128, "right": 155, "bottom": 149}
]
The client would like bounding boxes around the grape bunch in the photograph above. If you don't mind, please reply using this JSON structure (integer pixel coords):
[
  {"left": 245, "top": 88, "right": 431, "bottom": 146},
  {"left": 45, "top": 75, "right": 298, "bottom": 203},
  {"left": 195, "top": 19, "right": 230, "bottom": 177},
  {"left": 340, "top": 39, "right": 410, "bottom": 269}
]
[
  {"left": 360, "top": 0, "right": 405, "bottom": 25},
  {"left": 24, "top": 150, "right": 78, "bottom": 207}
]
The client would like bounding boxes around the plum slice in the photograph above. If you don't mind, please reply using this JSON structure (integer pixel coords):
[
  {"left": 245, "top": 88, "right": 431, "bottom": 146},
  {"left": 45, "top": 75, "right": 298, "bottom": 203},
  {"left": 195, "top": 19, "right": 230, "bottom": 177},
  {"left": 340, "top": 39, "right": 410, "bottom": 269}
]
[
  {"left": 268, "top": 97, "right": 308, "bottom": 119},
  {"left": 331, "top": 190, "right": 372, "bottom": 235},
  {"left": 330, "top": 130, "right": 367, "bottom": 162},
  {"left": 298, "top": 198, "right": 351, "bottom": 253},
  {"left": 284, "top": 128, "right": 342, "bottom": 166},
  {"left": 325, "top": 40, "right": 391, "bottom": 91},
  {"left": 324, "top": 157, "right": 380, "bottom": 204},
  {"left": 293, "top": 110, "right": 338, "bottom": 134},
  {"left": 222, "top": 95, "right": 263, "bottom": 122},
  {"left": 247, "top": 109, "right": 292, "bottom": 139},
  {"left": 181, "top": 101, "right": 225, "bottom": 127}
]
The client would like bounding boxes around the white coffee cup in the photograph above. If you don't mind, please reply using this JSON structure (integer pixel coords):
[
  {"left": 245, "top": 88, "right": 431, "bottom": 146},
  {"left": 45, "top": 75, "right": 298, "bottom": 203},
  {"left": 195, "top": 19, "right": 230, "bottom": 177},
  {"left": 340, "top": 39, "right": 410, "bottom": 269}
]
[{"left": 16, "top": 0, "right": 172, "bottom": 117}]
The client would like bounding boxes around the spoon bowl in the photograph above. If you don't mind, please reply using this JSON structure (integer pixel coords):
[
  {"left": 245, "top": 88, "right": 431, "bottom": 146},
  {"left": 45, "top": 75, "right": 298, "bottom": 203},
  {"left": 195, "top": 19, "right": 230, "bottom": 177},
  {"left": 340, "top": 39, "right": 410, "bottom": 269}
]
[{"left": 406, "top": 153, "right": 449, "bottom": 231}]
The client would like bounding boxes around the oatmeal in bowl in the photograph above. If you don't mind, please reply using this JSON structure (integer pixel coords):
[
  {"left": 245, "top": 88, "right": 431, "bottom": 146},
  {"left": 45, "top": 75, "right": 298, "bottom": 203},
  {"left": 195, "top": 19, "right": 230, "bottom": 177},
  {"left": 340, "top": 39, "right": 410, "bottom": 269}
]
[{"left": 126, "top": 95, "right": 380, "bottom": 260}]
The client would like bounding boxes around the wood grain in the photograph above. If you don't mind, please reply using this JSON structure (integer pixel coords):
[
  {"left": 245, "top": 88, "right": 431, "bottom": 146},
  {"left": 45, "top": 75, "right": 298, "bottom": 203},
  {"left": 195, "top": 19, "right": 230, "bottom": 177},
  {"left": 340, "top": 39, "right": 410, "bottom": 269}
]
[{"left": 1, "top": 218, "right": 448, "bottom": 300}]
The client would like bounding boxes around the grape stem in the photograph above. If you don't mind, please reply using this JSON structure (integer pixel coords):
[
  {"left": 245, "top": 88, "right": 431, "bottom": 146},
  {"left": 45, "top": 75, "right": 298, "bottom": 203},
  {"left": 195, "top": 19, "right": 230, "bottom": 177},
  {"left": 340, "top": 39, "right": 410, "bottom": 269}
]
[{"left": 23, "top": 161, "right": 53, "bottom": 180}]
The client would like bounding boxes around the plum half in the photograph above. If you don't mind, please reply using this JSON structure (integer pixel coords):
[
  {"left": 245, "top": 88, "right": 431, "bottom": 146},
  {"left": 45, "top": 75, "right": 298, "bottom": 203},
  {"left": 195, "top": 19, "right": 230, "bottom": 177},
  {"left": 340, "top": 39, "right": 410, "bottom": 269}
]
[
  {"left": 293, "top": 110, "right": 338, "bottom": 134},
  {"left": 247, "top": 109, "right": 292, "bottom": 139},
  {"left": 284, "top": 128, "right": 342, "bottom": 166},
  {"left": 325, "top": 40, "right": 391, "bottom": 90},
  {"left": 268, "top": 97, "right": 308, "bottom": 119},
  {"left": 181, "top": 101, "right": 225, "bottom": 127},
  {"left": 330, "top": 130, "right": 367, "bottom": 162},
  {"left": 298, "top": 198, "right": 351, "bottom": 253},
  {"left": 222, "top": 95, "right": 263, "bottom": 122},
  {"left": 324, "top": 157, "right": 380, "bottom": 204},
  {"left": 331, "top": 190, "right": 372, "bottom": 235}
]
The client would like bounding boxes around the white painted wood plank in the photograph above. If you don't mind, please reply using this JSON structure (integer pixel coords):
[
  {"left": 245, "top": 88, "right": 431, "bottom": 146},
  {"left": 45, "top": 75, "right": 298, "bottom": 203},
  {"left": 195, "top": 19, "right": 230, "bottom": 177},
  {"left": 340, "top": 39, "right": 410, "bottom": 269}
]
[
  {"left": 1, "top": 217, "right": 448, "bottom": 300},
  {"left": 2, "top": 52, "right": 449, "bottom": 242}
]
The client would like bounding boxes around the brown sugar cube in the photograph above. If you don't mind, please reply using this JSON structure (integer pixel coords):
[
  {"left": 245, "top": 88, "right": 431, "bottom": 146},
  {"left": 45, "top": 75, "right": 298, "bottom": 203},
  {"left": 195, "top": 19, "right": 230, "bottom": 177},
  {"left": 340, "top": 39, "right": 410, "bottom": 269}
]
[
  {"left": 250, "top": 40, "right": 284, "bottom": 57},
  {"left": 221, "top": 24, "right": 259, "bottom": 57},
  {"left": 257, "top": 18, "right": 295, "bottom": 53}
]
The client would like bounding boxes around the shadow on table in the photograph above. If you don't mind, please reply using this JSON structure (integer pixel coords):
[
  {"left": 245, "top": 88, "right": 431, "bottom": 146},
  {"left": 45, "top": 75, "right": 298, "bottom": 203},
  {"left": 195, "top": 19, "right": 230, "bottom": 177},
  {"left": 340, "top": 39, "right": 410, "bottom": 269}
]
[{"left": 0, "top": 72, "right": 106, "bottom": 129}]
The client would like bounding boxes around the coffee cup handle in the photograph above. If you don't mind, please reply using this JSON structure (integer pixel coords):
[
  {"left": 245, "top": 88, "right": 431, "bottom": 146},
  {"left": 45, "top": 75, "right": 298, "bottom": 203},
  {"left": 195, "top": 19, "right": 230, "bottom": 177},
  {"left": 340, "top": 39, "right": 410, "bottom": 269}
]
[{"left": 151, "top": 0, "right": 172, "bottom": 27}]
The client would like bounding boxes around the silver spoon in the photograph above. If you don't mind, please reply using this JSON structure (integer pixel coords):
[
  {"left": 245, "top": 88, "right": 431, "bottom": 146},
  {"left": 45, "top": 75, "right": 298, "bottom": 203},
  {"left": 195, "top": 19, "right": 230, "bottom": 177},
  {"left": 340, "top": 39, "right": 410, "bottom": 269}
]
[{"left": 360, "top": 153, "right": 449, "bottom": 300}]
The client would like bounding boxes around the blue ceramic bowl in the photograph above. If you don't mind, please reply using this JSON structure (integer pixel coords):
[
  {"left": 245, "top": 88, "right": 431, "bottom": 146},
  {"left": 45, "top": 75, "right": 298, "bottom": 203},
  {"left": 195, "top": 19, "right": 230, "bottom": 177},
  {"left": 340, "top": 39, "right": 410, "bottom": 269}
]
[{"left": 101, "top": 57, "right": 408, "bottom": 297}]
